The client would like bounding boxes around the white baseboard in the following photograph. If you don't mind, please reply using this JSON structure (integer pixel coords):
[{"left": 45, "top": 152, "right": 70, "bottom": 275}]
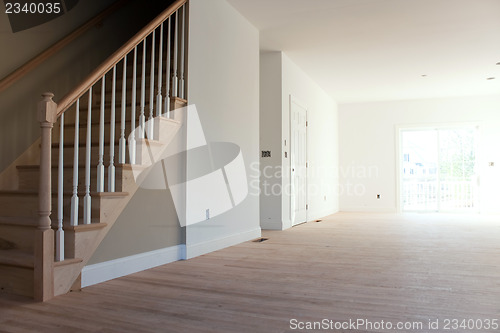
[
  {"left": 260, "top": 219, "right": 282, "bottom": 230},
  {"left": 185, "top": 227, "right": 261, "bottom": 259},
  {"left": 340, "top": 206, "right": 397, "bottom": 213},
  {"left": 81, "top": 245, "right": 186, "bottom": 288},
  {"left": 308, "top": 208, "right": 339, "bottom": 222},
  {"left": 266, "top": 209, "right": 339, "bottom": 230}
]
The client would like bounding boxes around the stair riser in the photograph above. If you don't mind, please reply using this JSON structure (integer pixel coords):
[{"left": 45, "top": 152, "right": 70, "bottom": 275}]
[
  {"left": 74, "top": 80, "right": 167, "bottom": 109},
  {"left": 0, "top": 194, "right": 39, "bottom": 217},
  {"left": 66, "top": 83, "right": 175, "bottom": 119},
  {"left": 51, "top": 144, "right": 121, "bottom": 165},
  {"left": 0, "top": 225, "right": 35, "bottom": 252},
  {"left": 51, "top": 126, "right": 175, "bottom": 166},
  {"left": 0, "top": 194, "right": 100, "bottom": 219},
  {"left": 59, "top": 93, "right": 176, "bottom": 131},
  {"left": 54, "top": 122, "right": 123, "bottom": 145},
  {"left": 54, "top": 112, "right": 161, "bottom": 144},
  {"left": 60, "top": 105, "right": 141, "bottom": 128},
  {"left": 18, "top": 166, "right": 123, "bottom": 193},
  {"left": 0, "top": 265, "right": 34, "bottom": 298}
]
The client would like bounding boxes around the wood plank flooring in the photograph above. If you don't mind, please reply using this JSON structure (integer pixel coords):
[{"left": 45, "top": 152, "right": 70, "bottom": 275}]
[{"left": 1, "top": 212, "right": 500, "bottom": 332}]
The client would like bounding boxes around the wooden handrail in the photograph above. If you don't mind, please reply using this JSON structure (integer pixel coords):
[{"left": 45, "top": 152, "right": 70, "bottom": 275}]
[
  {"left": 0, "top": 0, "right": 130, "bottom": 94},
  {"left": 56, "top": 0, "right": 187, "bottom": 116}
]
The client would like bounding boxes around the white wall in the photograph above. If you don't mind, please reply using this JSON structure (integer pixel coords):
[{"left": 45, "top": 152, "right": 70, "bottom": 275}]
[
  {"left": 281, "top": 54, "right": 339, "bottom": 227},
  {"left": 339, "top": 94, "right": 500, "bottom": 213},
  {"left": 259, "top": 52, "right": 283, "bottom": 229},
  {"left": 186, "top": 0, "right": 261, "bottom": 257},
  {"left": 260, "top": 52, "right": 339, "bottom": 230}
]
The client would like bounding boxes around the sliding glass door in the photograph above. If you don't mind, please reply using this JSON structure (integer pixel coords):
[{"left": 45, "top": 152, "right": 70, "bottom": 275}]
[{"left": 400, "top": 126, "right": 478, "bottom": 212}]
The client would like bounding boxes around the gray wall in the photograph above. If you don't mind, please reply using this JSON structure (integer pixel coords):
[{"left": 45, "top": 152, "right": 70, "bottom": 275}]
[
  {"left": 0, "top": 0, "right": 171, "bottom": 173},
  {"left": 186, "top": 0, "right": 261, "bottom": 257},
  {"left": 259, "top": 52, "right": 283, "bottom": 229},
  {"left": 88, "top": 188, "right": 184, "bottom": 264}
]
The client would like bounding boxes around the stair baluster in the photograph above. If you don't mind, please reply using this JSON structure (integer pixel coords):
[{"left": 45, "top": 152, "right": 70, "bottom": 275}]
[
  {"left": 70, "top": 99, "right": 79, "bottom": 226},
  {"left": 83, "top": 88, "right": 92, "bottom": 225},
  {"left": 179, "top": 5, "right": 186, "bottom": 99},
  {"left": 119, "top": 56, "right": 127, "bottom": 164},
  {"left": 173, "top": 10, "right": 179, "bottom": 98},
  {"left": 109, "top": 66, "right": 117, "bottom": 192},
  {"left": 56, "top": 113, "right": 64, "bottom": 261},
  {"left": 165, "top": 17, "right": 171, "bottom": 117},
  {"left": 139, "top": 38, "right": 146, "bottom": 139},
  {"left": 157, "top": 23, "right": 163, "bottom": 118},
  {"left": 148, "top": 31, "right": 155, "bottom": 139},
  {"left": 130, "top": 47, "right": 137, "bottom": 164},
  {"left": 97, "top": 76, "right": 106, "bottom": 193}
]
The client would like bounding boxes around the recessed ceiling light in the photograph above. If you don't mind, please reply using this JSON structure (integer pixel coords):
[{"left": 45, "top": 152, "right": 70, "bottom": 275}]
[
  {"left": 421, "top": 74, "right": 427, "bottom": 77},
  {"left": 497, "top": 62, "right": 500, "bottom": 65},
  {"left": 486, "top": 77, "right": 495, "bottom": 80}
]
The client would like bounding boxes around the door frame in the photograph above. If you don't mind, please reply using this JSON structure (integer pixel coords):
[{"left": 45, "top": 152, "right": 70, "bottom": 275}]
[
  {"left": 289, "top": 95, "right": 308, "bottom": 226},
  {"left": 395, "top": 122, "right": 481, "bottom": 213}
]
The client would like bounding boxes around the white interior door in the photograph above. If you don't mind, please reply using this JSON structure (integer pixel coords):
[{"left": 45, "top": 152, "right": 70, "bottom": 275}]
[{"left": 290, "top": 97, "right": 307, "bottom": 225}]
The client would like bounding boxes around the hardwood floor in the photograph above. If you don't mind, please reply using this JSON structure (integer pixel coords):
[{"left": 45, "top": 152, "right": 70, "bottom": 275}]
[{"left": 1, "top": 212, "right": 500, "bottom": 333}]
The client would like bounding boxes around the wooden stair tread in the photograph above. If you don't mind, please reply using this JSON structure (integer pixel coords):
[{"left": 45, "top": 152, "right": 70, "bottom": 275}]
[
  {"left": 0, "top": 190, "right": 129, "bottom": 197},
  {"left": 17, "top": 162, "right": 149, "bottom": 172},
  {"left": 0, "top": 250, "right": 34, "bottom": 268},
  {"left": 53, "top": 257, "right": 83, "bottom": 267},
  {"left": 17, "top": 163, "right": 129, "bottom": 170},
  {"left": 51, "top": 137, "right": 166, "bottom": 148},
  {"left": 94, "top": 191, "right": 130, "bottom": 197},
  {"left": 64, "top": 222, "right": 108, "bottom": 232},
  {"left": 63, "top": 116, "right": 180, "bottom": 128},
  {"left": 51, "top": 140, "right": 121, "bottom": 148}
]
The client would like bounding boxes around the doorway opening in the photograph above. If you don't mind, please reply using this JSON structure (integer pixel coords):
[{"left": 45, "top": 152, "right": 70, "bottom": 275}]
[{"left": 399, "top": 126, "right": 479, "bottom": 212}]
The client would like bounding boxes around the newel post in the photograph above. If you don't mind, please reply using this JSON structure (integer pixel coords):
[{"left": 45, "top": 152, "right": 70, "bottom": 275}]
[{"left": 34, "top": 92, "right": 57, "bottom": 301}]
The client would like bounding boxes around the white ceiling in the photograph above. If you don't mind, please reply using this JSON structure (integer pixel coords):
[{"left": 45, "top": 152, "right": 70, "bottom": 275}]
[{"left": 226, "top": 0, "right": 500, "bottom": 104}]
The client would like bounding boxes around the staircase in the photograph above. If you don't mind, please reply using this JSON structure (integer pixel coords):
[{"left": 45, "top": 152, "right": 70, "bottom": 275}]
[{"left": 0, "top": 0, "right": 188, "bottom": 301}]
